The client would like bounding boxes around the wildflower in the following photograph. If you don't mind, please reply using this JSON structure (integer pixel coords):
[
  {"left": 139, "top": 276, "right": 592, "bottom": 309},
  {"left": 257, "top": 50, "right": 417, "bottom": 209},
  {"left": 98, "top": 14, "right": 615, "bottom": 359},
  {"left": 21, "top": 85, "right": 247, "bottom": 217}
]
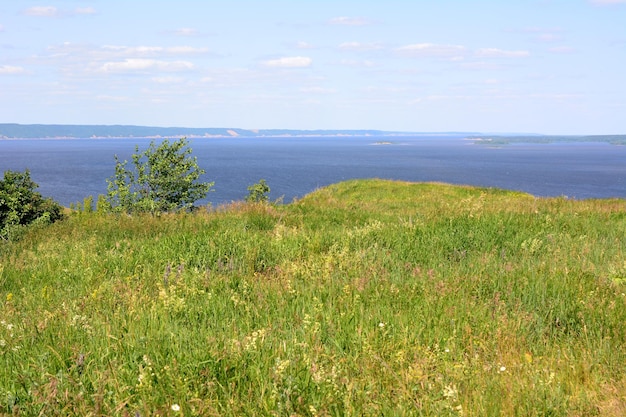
[
  {"left": 445, "top": 348, "right": 450, "bottom": 353},
  {"left": 499, "top": 366, "right": 506, "bottom": 373},
  {"left": 171, "top": 404, "right": 181, "bottom": 412},
  {"left": 443, "top": 383, "right": 459, "bottom": 401},
  {"left": 274, "top": 358, "right": 291, "bottom": 376},
  {"left": 378, "top": 322, "right": 385, "bottom": 328}
]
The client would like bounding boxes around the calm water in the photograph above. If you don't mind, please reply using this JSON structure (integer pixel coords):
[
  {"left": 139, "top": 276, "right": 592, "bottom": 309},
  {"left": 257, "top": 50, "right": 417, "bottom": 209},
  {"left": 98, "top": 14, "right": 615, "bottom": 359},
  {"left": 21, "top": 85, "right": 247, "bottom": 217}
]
[{"left": 1, "top": 136, "right": 625, "bottom": 206}]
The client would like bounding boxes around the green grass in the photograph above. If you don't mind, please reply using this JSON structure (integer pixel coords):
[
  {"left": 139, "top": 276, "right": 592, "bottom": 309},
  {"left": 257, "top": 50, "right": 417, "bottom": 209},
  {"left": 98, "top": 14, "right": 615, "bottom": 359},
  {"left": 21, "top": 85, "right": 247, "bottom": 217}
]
[{"left": 1, "top": 179, "right": 626, "bottom": 416}]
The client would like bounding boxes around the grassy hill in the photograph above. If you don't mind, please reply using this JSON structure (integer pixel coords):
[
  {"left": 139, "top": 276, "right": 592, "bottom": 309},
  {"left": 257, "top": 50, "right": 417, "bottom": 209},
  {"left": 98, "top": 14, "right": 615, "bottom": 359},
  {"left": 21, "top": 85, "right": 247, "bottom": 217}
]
[{"left": 1, "top": 179, "right": 626, "bottom": 416}]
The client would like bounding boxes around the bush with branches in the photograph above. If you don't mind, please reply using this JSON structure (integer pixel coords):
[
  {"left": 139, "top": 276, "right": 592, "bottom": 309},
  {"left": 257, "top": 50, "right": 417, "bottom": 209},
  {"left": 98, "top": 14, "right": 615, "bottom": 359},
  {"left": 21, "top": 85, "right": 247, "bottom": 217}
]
[
  {"left": 105, "top": 138, "right": 213, "bottom": 213},
  {"left": 246, "top": 179, "right": 271, "bottom": 203},
  {"left": 0, "top": 170, "right": 63, "bottom": 240}
]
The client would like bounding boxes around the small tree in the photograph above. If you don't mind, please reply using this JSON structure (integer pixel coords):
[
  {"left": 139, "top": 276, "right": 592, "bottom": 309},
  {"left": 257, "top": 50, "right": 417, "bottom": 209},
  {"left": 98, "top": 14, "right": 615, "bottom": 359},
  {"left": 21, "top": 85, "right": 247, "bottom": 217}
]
[
  {"left": 106, "top": 138, "right": 213, "bottom": 213},
  {"left": 245, "top": 179, "right": 271, "bottom": 203},
  {"left": 96, "top": 194, "right": 109, "bottom": 214},
  {"left": 0, "top": 170, "right": 63, "bottom": 240}
]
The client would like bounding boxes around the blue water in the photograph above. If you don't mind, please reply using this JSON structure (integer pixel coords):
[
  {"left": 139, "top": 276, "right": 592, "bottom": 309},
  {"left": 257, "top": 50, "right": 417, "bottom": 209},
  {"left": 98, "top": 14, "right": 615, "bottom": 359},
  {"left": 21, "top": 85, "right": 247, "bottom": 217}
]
[{"left": 0, "top": 136, "right": 625, "bottom": 206}]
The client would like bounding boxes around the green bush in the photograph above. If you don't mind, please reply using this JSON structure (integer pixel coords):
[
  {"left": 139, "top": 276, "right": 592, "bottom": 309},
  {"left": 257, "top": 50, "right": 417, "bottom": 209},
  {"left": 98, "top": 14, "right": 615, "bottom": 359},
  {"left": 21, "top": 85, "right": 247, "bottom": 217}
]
[
  {"left": 0, "top": 170, "right": 63, "bottom": 240},
  {"left": 246, "top": 179, "right": 271, "bottom": 203},
  {"left": 105, "top": 138, "right": 214, "bottom": 213}
]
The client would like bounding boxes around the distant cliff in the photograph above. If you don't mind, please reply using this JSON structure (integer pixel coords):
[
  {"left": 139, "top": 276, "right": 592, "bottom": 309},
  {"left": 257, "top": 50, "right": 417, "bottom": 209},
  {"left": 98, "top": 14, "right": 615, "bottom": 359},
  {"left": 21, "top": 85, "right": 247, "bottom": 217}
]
[{"left": 0, "top": 123, "right": 470, "bottom": 139}]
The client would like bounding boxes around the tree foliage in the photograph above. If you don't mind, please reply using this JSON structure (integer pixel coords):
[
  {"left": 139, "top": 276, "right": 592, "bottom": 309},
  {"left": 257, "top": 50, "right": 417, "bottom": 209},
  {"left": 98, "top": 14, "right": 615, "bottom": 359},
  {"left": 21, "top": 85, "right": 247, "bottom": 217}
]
[
  {"left": 246, "top": 179, "right": 271, "bottom": 203},
  {"left": 0, "top": 170, "right": 63, "bottom": 240},
  {"left": 105, "top": 138, "right": 213, "bottom": 213}
]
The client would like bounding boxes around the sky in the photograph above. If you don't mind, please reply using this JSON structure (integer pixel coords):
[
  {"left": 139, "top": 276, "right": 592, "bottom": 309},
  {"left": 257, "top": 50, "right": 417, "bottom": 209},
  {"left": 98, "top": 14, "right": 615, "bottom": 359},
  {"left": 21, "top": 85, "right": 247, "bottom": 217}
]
[{"left": 1, "top": 0, "right": 625, "bottom": 134}]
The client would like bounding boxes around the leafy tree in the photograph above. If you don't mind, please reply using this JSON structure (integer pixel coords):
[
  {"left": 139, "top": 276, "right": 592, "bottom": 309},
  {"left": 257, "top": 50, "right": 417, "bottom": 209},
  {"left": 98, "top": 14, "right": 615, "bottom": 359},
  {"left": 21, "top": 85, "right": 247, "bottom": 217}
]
[
  {"left": 96, "top": 194, "right": 109, "bottom": 214},
  {"left": 70, "top": 195, "right": 97, "bottom": 215},
  {"left": 106, "top": 138, "right": 213, "bottom": 213},
  {"left": 0, "top": 170, "right": 63, "bottom": 240},
  {"left": 245, "top": 179, "right": 271, "bottom": 203}
]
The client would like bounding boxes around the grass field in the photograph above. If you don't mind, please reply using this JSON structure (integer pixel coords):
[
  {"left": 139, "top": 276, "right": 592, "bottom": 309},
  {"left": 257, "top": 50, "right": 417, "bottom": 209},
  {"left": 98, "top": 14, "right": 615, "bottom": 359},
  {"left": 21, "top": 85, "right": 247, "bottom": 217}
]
[{"left": 1, "top": 179, "right": 625, "bottom": 416}]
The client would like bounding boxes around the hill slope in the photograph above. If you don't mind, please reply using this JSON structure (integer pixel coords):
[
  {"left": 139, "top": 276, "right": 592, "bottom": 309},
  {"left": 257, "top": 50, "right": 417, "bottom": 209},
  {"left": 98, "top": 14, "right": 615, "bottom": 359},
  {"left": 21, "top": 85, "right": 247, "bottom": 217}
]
[
  {"left": 0, "top": 123, "right": 460, "bottom": 139},
  {"left": 1, "top": 179, "right": 626, "bottom": 415}
]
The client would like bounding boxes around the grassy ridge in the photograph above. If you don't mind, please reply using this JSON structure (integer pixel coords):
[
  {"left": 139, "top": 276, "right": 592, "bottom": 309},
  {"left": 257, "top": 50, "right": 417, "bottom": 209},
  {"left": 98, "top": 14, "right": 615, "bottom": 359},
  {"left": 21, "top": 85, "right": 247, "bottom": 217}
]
[{"left": 1, "top": 179, "right": 626, "bottom": 416}]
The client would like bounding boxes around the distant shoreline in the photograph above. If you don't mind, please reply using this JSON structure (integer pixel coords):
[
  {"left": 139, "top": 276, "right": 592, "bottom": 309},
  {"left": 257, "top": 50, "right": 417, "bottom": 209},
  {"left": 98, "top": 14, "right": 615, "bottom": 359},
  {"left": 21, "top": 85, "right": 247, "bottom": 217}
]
[
  {"left": 1, "top": 124, "right": 623, "bottom": 144},
  {"left": 0, "top": 123, "right": 477, "bottom": 140},
  {"left": 0, "top": 134, "right": 461, "bottom": 140},
  {"left": 468, "top": 135, "right": 626, "bottom": 146}
]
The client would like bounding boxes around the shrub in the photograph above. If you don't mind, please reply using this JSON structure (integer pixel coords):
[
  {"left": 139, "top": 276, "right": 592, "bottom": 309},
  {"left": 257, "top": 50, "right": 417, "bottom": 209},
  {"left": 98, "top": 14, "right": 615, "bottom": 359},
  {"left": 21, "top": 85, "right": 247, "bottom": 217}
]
[
  {"left": 246, "top": 179, "right": 271, "bottom": 203},
  {"left": 105, "top": 138, "right": 214, "bottom": 213},
  {"left": 0, "top": 170, "right": 63, "bottom": 240}
]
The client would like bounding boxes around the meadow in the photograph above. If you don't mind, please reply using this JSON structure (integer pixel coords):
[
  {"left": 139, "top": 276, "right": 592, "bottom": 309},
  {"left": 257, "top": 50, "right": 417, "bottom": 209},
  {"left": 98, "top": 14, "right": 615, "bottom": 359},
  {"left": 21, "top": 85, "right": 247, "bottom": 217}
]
[{"left": 1, "top": 179, "right": 625, "bottom": 416}]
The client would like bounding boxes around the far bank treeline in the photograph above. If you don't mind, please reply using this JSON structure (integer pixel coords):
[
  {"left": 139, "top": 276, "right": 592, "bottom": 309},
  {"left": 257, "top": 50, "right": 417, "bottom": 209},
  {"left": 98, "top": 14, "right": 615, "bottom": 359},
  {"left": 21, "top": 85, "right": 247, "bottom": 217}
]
[
  {"left": 470, "top": 134, "right": 626, "bottom": 146},
  {"left": 0, "top": 123, "right": 419, "bottom": 139},
  {"left": 0, "top": 138, "right": 269, "bottom": 241}
]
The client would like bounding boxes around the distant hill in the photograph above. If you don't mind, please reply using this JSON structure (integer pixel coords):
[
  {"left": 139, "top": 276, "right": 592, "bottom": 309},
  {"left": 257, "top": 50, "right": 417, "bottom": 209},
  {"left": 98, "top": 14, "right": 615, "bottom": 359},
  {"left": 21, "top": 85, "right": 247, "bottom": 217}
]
[
  {"left": 469, "top": 134, "right": 626, "bottom": 146},
  {"left": 0, "top": 123, "right": 478, "bottom": 139}
]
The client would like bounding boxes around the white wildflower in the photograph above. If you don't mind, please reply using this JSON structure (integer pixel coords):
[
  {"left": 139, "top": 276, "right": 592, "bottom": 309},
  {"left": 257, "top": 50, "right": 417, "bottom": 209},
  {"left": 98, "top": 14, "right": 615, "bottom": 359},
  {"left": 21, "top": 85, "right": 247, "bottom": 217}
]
[{"left": 443, "top": 383, "right": 459, "bottom": 401}]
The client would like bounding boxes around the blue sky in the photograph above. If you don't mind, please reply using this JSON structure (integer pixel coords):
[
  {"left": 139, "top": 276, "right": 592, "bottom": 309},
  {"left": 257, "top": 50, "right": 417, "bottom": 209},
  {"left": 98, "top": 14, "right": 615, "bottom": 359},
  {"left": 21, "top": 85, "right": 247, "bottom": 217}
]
[{"left": 1, "top": 0, "right": 625, "bottom": 134}]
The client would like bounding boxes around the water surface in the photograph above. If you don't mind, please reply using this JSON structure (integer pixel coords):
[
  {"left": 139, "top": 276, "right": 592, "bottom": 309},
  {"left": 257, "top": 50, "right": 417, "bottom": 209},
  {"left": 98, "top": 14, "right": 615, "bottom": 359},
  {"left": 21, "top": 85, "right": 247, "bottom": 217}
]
[{"left": 1, "top": 136, "right": 624, "bottom": 206}]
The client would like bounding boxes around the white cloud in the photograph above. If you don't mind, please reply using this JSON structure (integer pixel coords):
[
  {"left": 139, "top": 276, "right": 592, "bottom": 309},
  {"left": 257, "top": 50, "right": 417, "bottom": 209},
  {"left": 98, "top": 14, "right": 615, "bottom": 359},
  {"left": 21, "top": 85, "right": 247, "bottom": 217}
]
[
  {"left": 548, "top": 46, "right": 576, "bottom": 54},
  {"left": 590, "top": 0, "right": 626, "bottom": 4},
  {"left": 96, "top": 95, "right": 131, "bottom": 102},
  {"left": 23, "top": 6, "right": 97, "bottom": 18},
  {"left": 295, "top": 41, "right": 316, "bottom": 50},
  {"left": 340, "top": 59, "right": 376, "bottom": 68},
  {"left": 24, "top": 6, "right": 59, "bottom": 17},
  {"left": 475, "top": 48, "right": 530, "bottom": 58},
  {"left": 395, "top": 43, "right": 466, "bottom": 59},
  {"left": 529, "top": 93, "right": 583, "bottom": 100},
  {"left": 101, "top": 45, "right": 209, "bottom": 56},
  {"left": 0, "top": 65, "right": 27, "bottom": 75},
  {"left": 535, "top": 33, "right": 561, "bottom": 42},
  {"left": 100, "top": 59, "right": 194, "bottom": 73},
  {"left": 102, "top": 45, "right": 161, "bottom": 54},
  {"left": 338, "top": 42, "right": 383, "bottom": 51},
  {"left": 152, "top": 76, "right": 185, "bottom": 84},
  {"left": 75, "top": 7, "right": 97, "bottom": 15},
  {"left": 42, "top": 44, "right": 209, "bottom": 77},
  {"left": 459, "top": 61, "right": 503, "bottom": 70},
  {"left": 300, "top": 87, "right": 336, "bottom": 94},
  {"left": 518, "top": 27, "right": 563, "bottom": 43},
  {"left": 167, "top": 46, "right": 209, "bottom": 55},
  {"left": 173, "top": 28, "right": 199, "bottom": 37},
  {"left": 329, "top": 17, "right": 372, "bottom": 26},
  {"left": 262, "top": 56, "right": 312, "bottom": 68}
]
